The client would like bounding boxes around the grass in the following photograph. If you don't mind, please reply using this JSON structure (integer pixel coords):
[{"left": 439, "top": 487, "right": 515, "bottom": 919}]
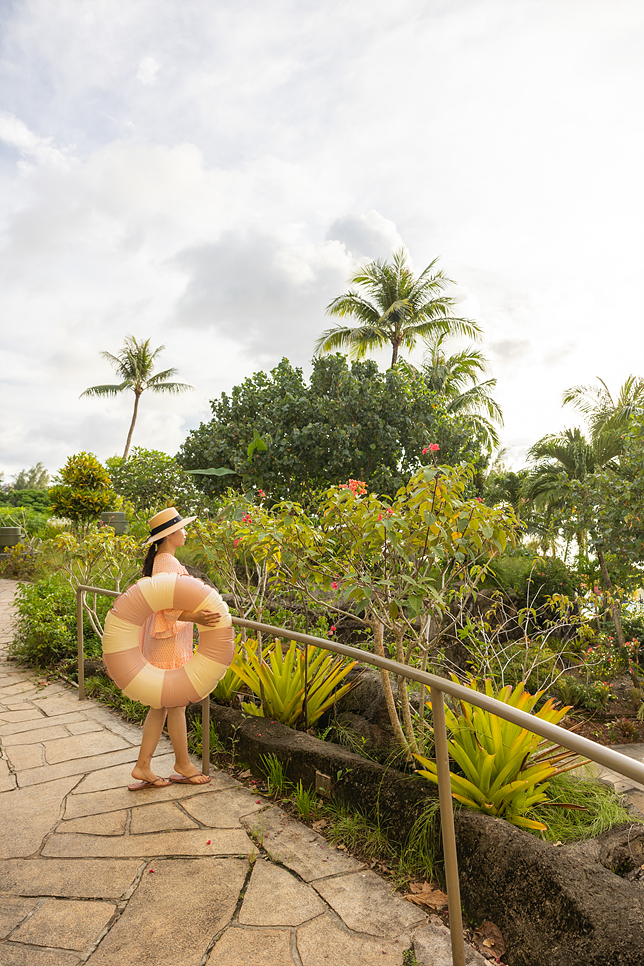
[
  {"left": 534, "top": 771, "right": 632, "bottom": 843},
  {"left": 259, "top": 753, "right": 291, "bottom": 796},
  {"left": 294, "top": 779, "right": 318, "bottom": 822},
  {"left": 84, "top": 675, "right": 148, "bottom": 724},
  {"left": 187, "top": 717, "right": 226, "bottom": 757}
]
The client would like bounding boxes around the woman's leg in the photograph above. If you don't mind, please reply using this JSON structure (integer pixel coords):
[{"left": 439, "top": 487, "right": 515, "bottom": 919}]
[
  {"left": 131, "top": 707, "right": 168, "bottom": 785},
  {"left": 167, "top": 707, "right": 210, "bottom": 783}
]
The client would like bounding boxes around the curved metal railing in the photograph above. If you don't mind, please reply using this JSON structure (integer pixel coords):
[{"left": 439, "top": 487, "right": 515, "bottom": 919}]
[{"left": 76, "top": 586, "right": 644, "bottom": 966}]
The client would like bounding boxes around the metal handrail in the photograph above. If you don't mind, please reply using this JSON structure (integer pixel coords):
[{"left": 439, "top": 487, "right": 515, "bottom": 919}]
[{"left": 76, "top": 586, "right": 644, "bottom": 966}]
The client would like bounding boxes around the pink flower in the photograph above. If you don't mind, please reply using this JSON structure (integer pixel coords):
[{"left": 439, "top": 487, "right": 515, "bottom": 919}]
[
  {"left": 258, "top": 488, "right": 266, "bottom": 497},
  {"left": 331, "top": 581, "right": 338, "bottom": 589},
  {"left": 378, "top": 513, "right": 382, "bottom": 521},
  {"left": 429, "top": 443, "right": 440, "bottom": 452},
  {"left": 328, "top": 625, "right": 337, "bottom": 636},
  {"left": 242, "top": 513, "right": 253, "bottom": 523},
  {"left": 422, "top": 447, "right": 428, "bottom": 455},
  {"left": 234, "top": 539, "right": 239, "bottom": 547}
]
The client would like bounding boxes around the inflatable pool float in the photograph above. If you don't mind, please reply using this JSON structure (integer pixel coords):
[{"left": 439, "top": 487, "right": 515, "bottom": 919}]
[{"left": 102, "top": 572, "right": 234, "bottom": 709}]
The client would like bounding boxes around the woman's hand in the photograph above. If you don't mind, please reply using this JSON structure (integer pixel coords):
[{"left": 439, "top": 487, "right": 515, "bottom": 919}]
[{"left": 178, "top": 608, "right": 222, "bottom": 627}]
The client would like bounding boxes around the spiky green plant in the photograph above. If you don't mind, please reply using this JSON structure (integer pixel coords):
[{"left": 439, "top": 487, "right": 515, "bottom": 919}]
[
  {"left": 233, "top": 639, "right": 359, "bottom": 728},
  {"left": 415, "top": 678, "right": 588, "bottom": 831}
]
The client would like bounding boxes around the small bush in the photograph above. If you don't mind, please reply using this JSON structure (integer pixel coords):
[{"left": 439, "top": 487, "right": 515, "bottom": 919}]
[
  {"left": 0, "top": 488, "right": 50, "bottom": 511},
  {"left": 48, "top": 452, "right": 114, "bottom": 523},
  {"left": 487, "top": 552, "right": 577, "bottom": 604},
  {"left": 9, "top": 574, "right": 107, "bottom": 667}
]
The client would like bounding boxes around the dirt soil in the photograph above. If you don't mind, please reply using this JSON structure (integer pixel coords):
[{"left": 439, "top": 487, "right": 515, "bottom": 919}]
[{"left": 561, "top": 673, "right": 644, "bottom": 746}]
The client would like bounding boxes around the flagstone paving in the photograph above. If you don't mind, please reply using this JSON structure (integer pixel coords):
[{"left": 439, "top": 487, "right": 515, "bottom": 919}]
[{"left": 0, "top": 577, "right": 492, "bottom": 965}]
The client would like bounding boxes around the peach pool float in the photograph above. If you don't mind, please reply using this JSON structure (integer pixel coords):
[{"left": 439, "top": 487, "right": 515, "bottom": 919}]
[{"left": 102, "top": 572, "right": 235, "bottom": 709}]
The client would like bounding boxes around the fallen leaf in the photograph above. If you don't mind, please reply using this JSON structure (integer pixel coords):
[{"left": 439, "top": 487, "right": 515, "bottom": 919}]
[
  {"left": 336, "top": 843, "right": 348, "bottom": 851},
  {"left": 312, "top": 820, "right": 329, "bottom": 831},
  {"left": 239, "top": 769, "right": 252, "bottom": 779},
  {"left": 404, "top": 881, "right": 448, "bottom": 909},
  {"left": 473, "top": 921, "right": 505, "bottom": 958}
]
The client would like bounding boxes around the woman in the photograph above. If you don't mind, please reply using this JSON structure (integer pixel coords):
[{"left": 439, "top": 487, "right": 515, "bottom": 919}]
[{"left": 129, "top": 507, "right": 221, "bottom": 790}]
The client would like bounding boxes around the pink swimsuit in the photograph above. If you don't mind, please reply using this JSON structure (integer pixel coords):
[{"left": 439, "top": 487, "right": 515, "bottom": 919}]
[{"left": 139, "top": 554, "right": 194, "bottom": 669}]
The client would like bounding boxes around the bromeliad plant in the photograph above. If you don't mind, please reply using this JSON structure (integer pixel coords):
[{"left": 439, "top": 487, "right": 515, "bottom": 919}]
[
  {"left": 233, "top": 638, "right": 360, "bottom": 729},
  {"left": 414, "top": 678, "right": 588, "bottom": 831}
]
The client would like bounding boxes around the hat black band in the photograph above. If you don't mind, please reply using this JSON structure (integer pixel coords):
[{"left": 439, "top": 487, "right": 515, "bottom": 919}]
[{"left": 149, "top": 514, "right": 183, "bottom": 538}]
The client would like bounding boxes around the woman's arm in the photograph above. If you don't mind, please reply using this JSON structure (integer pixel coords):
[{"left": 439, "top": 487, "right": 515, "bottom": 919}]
[{"left": 178, "top": 608, "right": 222, "bottom": 627}]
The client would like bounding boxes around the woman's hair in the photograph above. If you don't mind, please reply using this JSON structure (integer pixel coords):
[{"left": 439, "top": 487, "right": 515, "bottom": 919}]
[{"left": 142, "top": 540, "right": 162, "bottom": 577}]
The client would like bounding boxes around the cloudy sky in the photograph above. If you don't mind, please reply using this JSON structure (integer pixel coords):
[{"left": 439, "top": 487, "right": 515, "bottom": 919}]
[{"left": 1, "top": 0, "right": 643, "bottom": 480}]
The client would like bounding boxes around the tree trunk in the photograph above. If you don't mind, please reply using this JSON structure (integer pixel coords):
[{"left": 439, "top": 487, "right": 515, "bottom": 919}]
[
  {"left": 596, "top": 546, "right": 625, "bottom": 647},
  {"left": 123, "top": 390, "right": 142, "bottom": 459},
  {"left": 390, "top": 342, "right": 399, "bottom": 369},
  {"left": 372, "top": 618, "right": 410, "bottom": 756},
  {"left": 395, "top": 628, "right": 419, "bottom": 754}
]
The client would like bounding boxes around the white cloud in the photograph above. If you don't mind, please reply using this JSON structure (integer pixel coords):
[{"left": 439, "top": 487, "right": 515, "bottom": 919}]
[
  {"left": 0, "top": 0, "right": 643, "bottom": 478},
  {"left": 137, "top": 56, "right": 159, "bottom": 85},
  {"left": 0, "top": 111, "right": 71, "bottom": 168}
]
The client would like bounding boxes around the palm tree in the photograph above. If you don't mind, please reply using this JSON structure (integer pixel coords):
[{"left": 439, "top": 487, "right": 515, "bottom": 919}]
[
  {"left": 315, "top": 248, "right": 480, "bottom": 369},
  {"left": 81, "top": 337, "right": 194, "bottom": 459},
  {"left": 419, "top": 333, "right": 503, "bottom": 449},
  {"left": 562, "top": 375, "right": 644, "bottom": 454},
  {"left": 516, "top": 428, "right": 595, "bottom": 559}
]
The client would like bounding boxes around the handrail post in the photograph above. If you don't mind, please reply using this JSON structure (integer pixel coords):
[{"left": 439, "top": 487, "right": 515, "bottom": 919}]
[
  {"left": 431, "top": 685, "right": 465, "bottom": 966},
  {"left": 201, "top": 696, "right": 210, "bottom": 775},
  {"left": 77, "top": 588, "right": 85, "bottom": 701}
]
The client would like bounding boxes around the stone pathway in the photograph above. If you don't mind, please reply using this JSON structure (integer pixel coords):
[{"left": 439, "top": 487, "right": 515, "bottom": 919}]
[{"left": 0, "top": 579, "right": 485, "bottom": 966}]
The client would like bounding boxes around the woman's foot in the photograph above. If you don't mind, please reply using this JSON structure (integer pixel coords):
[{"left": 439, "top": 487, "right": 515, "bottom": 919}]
[
  {"left": 130, "top": 764, "right": 169, "bottom": 787},
  {"left": 169, "top": 764, "right": 211, "bottom": 784}
]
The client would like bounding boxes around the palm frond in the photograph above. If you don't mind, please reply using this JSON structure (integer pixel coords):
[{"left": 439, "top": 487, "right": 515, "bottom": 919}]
[
  {"left": 148, "top": 381, "right": 195, "bottom": 394},
  {"left": 79, "top": 382, "right": 131, "bottom": 398}
]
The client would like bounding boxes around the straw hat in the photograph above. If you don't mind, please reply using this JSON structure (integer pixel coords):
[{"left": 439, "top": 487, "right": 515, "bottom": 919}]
[{"left": 144, "top": 507, "right": 196, "bottom": 546}]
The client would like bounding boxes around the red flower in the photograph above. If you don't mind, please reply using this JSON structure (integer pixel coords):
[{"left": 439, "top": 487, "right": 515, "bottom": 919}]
[
  {"left": 422, "top": 447, "right": 428, "bottom": 455},
  {"left": 429, "top": 443, "right": 440, "bottom": 452},
  {"left": 331, "top": 581, "right": 338, "bottom": 589}
]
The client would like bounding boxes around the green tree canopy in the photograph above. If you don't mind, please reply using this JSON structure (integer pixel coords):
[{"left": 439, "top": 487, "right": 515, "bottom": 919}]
[
  {"left": 9, "top": 463, "right": 50, "bottom": 490},
  {"left": 316, "top": 248, "right": 480, "bottom": 369},
  {"left": 178, "top": 354, "right": 486, "bottom": 502},
  {"left": 106, "top": 448, "right": 207, "bottom": 514}
]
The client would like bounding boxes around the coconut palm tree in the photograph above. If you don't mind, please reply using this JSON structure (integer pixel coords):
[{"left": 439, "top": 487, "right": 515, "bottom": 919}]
[
  {"left": 315, "top": 248, "right": 480, "bottom": 369},
  {"left": 562, "top": 375, "right": 644, "bottom": 454},
  {"left": 419, "top": 333, "right": 503, "bottom": 449},
  {"left": 81, "top": 337, "right": 194, "bottom": 459}
]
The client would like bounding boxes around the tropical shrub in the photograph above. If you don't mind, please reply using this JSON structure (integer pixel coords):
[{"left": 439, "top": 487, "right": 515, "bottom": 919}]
[
  {"left": 0, "top": 505, "right": 52, "bottom": 537},
  {"left": 106, "top": 448, "right": 208, "bottom": 513},
  {"left": 414, "top": 678, "right": 586, "bottom": 831},
  {"left": 233, "top": 463, "right": 518, "bottom": 755},
  {"left": 48, "top": 452, "right": 115, "bottom": 523},
  {"left": 583, "top": 637, "right": 627, "bottom": 681},
  {"left": 486, "top": 551, "right": 577, "bottom": 605},
  {"left": 9, "top": 574, "right": 106, "bottom": 666},
  {"left": 233, "top": 639, "right": 360, "bottom": 728},
  {"left": 0, "top": 488, "right": 50, "bottom": 511},
  {"left": 54, "top": 525, "right": 142, "bottom": 637}
]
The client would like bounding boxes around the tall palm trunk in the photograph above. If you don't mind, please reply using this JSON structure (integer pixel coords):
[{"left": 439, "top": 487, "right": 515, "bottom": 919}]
[
  {"left": 123, "top": 390, "right": 142, "bottom": 460},
  {"left": 596, "top": 546, "right": 625, "bottom": 647}
]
